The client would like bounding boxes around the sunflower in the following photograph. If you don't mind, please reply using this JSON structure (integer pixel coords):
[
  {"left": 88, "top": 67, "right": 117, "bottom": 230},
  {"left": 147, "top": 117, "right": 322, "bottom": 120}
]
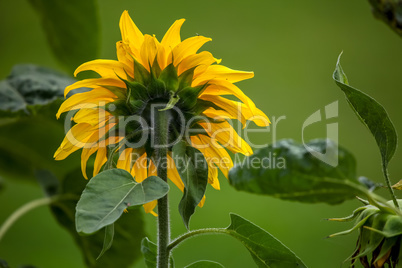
[{"left": 54, "top": 10, "right": 269, "bottom": 215}]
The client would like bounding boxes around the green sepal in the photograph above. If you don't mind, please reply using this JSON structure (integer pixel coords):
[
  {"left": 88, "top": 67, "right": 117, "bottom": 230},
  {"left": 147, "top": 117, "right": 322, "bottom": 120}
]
[
  {"left": 124, "top": 81, "right": 149, "bottom": 101},
  {"left": 159, "top": 93, "right": 180, "bottom": 111},
  {"left": 159, "top": 63, "right": 178, "bottom": 92},
  {"left": 148, "top": 76, "right": 167, "bottom": 98},
  {"left": 326, "top": 206, "right": 366, "bottom": 222},
  {"left": 177, "top": 66, "right": 196, "bottom": 91},
  {"left": 151, "top": 56, "right": 162, "bottom": 78},
  {"left": 133, "top": 59, "right": 151, "bottom": 85},
  {"left": 172, "top": 141, "right": 208, "bottom": 230},
  {"left": 105, "top": 100, "right": 133, "bottom": 116},
  {"left": 178, "top": 85, "right": 207, "bottom": 110},
  {"left": 96, "top": 223, "right": 115, "bottom": 260},
  {"left": 373, "top": 236, "right": 398, "bottom": 264},
  {"left": 192, "top": 99, "right": 224, "bottom": 115},
  {"left": 100, "top": 86, "right": 127, "bottom": 100}
]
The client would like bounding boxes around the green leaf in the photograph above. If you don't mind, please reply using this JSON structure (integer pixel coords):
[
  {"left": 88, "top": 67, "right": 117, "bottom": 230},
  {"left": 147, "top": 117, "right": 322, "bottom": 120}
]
[
  {"left": 333, "top": 54, "right": 397, "bottom": 174},
  {"left": 172, "top": 141, "right": 208, "bottom": 229},
  {"left": 141, "top": 237, "right": 174, "bottom": 268},
  {"left": 226, "top": 214, "right": 307, "bottom": 268},
  {"left": 229, "top": 139, "right": 364, "bottom": 204},
  {"left": 185, "top": 260, "right": 224, "bottom": 268},
  {"left": 76, "top": 169, "right": 169, "bottom": 234},
  {"left": 0, "top": 65, "right": 79, "bottom": 182},
  {"left": 28, "top": 0, "right": 100, "bottom": 73},
  {"left": 51, "top": 168, "right": 146, "bottom": 268},
  {"left": 96, "top": 224, "right": 114, "bottom": 260},
  {"left": 0, "top": 64, "right": 74, "bottom": 117}
]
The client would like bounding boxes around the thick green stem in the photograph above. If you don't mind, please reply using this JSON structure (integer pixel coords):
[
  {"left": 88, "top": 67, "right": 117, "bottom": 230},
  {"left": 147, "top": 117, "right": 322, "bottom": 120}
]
[
  {"left": 0, "top": 196, "right": 56, "bottom": 243},
  {"left": 168, "top": 228, "right": 228, "bottom": 252},
  {"left": 154, "top": 108, "right": 170, "bottom": 268}
]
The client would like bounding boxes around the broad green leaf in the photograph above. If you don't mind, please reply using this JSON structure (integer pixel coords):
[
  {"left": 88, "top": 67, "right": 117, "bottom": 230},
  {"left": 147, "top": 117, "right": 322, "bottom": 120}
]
[
  {"left": 141, "top": 237, "right": 158, "bottom": 268},
  {"left": 97, "top": 224, "right": 114, "bottom": 260},
  {"left": 141, "top": 237, "right": 174, "bottom": 268},
  {"left": 226, "top": 214, "right": 307, "bottom": 268},
  {"left": 229, "top": 139, "right": 363, "bottom": 204},
  {"left": 76, "top": 169, "right": 169, "bottom": 234},
  {"left": 172, "top": 141, "right": 208, "bottom": 229},
  {"left": 51, "top": 168, "right": 146, "bottom": 268},
  {"left": 0, "top": 64, "right": 73, "bottom": 117},
  {"left": 185, "top": 260, "right": 224, "bottom": 268},
  {"left": 28, "top": 0, "right": 100, "bottom": 73},
  {"left": 333, "top": 54, "right": 397, "bottom": 175},
  {"left": 0, "top": 65, "right": 78, "bottom": 182}
]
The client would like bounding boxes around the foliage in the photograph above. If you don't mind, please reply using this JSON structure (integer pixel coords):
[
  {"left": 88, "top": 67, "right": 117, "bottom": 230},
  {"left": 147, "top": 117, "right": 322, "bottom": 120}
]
[{"left": 28, "top": 0, "right": 100, "bottom": 73}]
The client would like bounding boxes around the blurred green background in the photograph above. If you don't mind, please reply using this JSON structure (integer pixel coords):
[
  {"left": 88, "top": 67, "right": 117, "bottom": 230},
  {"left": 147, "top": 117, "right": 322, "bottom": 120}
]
[{"left": 1, "top": 0, "right": 402, "bottom": 267}]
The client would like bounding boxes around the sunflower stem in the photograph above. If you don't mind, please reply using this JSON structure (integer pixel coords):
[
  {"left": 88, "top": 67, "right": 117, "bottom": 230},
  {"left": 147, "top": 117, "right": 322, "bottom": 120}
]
[{"left": 154, "top": 106, "right": 171, "bottom": 268}]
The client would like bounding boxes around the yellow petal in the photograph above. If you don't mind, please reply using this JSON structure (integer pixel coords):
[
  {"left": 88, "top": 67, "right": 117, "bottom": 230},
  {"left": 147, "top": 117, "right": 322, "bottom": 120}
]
[
  {"left": 116, "top": 148, "right": 133, "bottom": 171},
  {"left": 199, "top": 121, "right": 253, "bottom": 155},
  {"left": 81, "top": 146, "right": 98, "bottom": 180},
  {"left": 140, "top": 35, "right": 159, "bottom": 71},
  {"left": 64, "top": 78, "right": 125, "bottom": 98},
  {"left": 201, "top": 95, "right": 270, "bottom": 128},
  {"left": 134, "top": 152, "right": 148, "bottom": 183},
  {"left": 190, "top": 136, "right": 221, "bottom": 189},
  {"left": 143, "top": 200, "right": 158, "bottom": 216},
  {"left": 93, "top": 145, "right": 107, "bottom": 177},
  {"left": 119, "top": 10, "right": 144, "bottom": 57},
  {"left": 177, "top": 51, "right": 217, "bottom": 76},
  {"left": 54, "top": 123, "right": 97, "bottom": 160},
  {"left": 208, "top": 164, "right": 220, "bottom": 190},
  {"left": 73, "top": 108, "right": 112, "bottom": 125},
  {"left": 74, "top": 59, "right": 129, "bottom": 79},
  {"left": 192, "top": 65, "right": 254, "bottom": 86},
  {"left": 56, "top": 88, "right": 117, "bottom": 118},
  {"left": 148, "top": 159, "right": 158, "bottom": 176},
  {"left": 195, "top": 134, "right": 233, "bottom": 179},
  {"left": 170, "top": 36, "right": 212, "bottom": 66},
  {"left": 161, "top": 19, "right": 185, "bottom": 51},
  {"left": 116, "top": 41, "right": 135, "bottom": 78},
  {"left": 198, "top": 195, "right": 206, "bottom": 208},
  {"left": 167, "top": 154, "right": 185, "bottom": 191},
  {"left": 202, "top": 79, "right": 258, "bottom": 116}
]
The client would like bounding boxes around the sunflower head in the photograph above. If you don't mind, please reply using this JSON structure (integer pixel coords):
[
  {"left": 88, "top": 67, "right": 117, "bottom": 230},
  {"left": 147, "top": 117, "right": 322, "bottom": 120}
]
[
  {"left": 329, "top": 200, "right": 402, "bottom": 267},
  {"left": 54, "top": 10, "right": 270, "bottom": 215}
]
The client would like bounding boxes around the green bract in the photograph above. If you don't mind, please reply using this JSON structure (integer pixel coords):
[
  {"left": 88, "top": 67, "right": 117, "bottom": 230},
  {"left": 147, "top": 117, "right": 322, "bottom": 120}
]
[{"left": 329, "top": 200, "right": 402, "bottom": 267}]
